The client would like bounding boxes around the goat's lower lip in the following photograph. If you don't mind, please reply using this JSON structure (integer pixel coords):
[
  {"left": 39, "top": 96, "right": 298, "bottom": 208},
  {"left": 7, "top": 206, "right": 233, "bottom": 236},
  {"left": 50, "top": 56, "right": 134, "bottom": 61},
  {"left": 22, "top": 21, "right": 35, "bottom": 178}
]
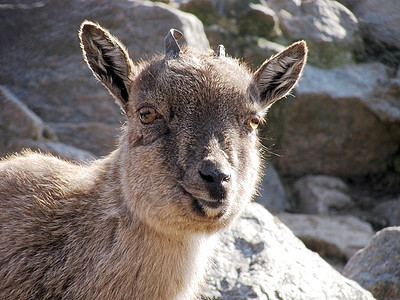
[
  {"left": 196, "top": 198, "right": 224, "bottom": 209},
  {"left": 182, "top": 189, "right": 226, "bottom": 218},
  {"left": 191, "top": 197, "right": 227, "bottom": 218}
]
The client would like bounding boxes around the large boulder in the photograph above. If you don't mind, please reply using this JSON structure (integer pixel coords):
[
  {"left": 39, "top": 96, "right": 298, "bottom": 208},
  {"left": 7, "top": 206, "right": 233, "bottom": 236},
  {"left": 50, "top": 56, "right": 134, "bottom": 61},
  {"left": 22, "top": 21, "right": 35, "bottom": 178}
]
[
  {"left": 0, "top": 0, "right": 209, "bottom": 156},
  {"left": 372, "top": 198, "right": 400, "bottom": 227},
  {"left": 340, "top": 0, "right": 400, "bottom": 52},
  {"left": 202, "top": 203, "right": 375, "bottom": 299},
  {"left": 0, "top": 85, "right": 49, "bottom": 147},
  {"left": 267, "top": 0, "right": 364, "bottom": 67},
  {"left": 267, "top": 63, "right": 400, "bottom": 177},
  {"left": 0, "top": 85, "right": 94, "bottom": 162},
  {"left": 277, "top": 213, "right": 374, "bottom": 260},
  {"left": 294, "top": 175, "right": 354, "bottom": 214},
  {"left": 255, "top": 163, "right": 290, "bottom": 213},
  {"left": 344, "top": 227, "right": 400, "bottom": 300}
]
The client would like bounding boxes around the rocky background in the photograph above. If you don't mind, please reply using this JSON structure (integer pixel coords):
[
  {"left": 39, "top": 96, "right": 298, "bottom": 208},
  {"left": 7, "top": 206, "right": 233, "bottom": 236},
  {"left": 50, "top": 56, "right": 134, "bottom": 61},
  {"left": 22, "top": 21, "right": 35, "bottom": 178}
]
[{"left": 1, "top": 0, "right": 399, "bottom": 299}]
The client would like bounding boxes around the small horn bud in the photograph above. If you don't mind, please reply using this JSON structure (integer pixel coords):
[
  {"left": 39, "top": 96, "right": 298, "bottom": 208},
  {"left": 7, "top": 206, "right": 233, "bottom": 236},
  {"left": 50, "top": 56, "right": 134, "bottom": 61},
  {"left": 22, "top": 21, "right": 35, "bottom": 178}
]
[
  {"left": 164, "top": 28, "right": 183, "bottom": 59},
  {"left": 216, "top": 45, "right": 225, "bottom": 58}
]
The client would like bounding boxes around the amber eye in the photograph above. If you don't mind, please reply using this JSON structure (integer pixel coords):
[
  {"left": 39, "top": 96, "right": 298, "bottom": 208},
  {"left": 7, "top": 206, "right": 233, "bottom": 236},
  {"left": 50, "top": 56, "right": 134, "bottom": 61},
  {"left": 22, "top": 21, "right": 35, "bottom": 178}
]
[
  {"left": 139, "top": 107, "right": 157, "bottom": 124},
  {"left": 246, "top": 115, "right": 261, "bottom": 131}
]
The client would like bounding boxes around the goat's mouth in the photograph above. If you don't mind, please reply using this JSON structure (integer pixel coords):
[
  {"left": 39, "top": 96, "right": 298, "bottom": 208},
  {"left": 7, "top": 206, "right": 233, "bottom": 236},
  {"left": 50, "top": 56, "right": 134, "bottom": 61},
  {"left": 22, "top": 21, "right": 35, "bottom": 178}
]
[
  {"left": 192, "top": 197, "right": 227, "bottom": 219},
  {"left": 182, "top": 189, "right": 228, "bottom": 219}
]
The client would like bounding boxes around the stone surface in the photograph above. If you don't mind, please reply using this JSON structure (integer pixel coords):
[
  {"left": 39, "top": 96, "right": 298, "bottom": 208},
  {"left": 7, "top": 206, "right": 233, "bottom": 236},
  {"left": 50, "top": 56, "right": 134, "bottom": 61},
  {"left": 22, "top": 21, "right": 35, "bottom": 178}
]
[
  {"left": 237, "top": 3, "right": 279, "bottom": 39},
  {"left": 347, "top": 0, "right": 400, "bottom": 50},
  {"left": 344, "top": 227, "right": 400, "bottom": 300},
  {"left": 0, "top": 85, "right": 95, "bottom": 162},
  {"left": 277, "top": 213, "right": 374, "bottom": 260},
  {"left": 208, "top": 0, "right": 255, "bottom": 18},
  {"left": 0, "top": 0, "right": 209, "bottom": 156},
  {"left": 294, "top": 175, "right": 354, "bottom": 214},
  {"left": 268, "top": 0, "right": 363, "bottom": 67},
  {"left": 267, "top": 63, "right": 400, "bottom": 177},
  {"left": 255, "top": 163, "right": 290, "bottom": 213},
  {"left": 202, "top": 203, "right": 375, "bottom": 299},
  {"left": 372, "top": 198, "right": 400, "bottom": 227},
  {"left": 48, "top": 122, "right": 120, "bottom": 157},
  {"left": 0, "top": 85, "right": 49, "bottom": 150},
  {"left": 7, "top": 139, "right": 95, "bottom": 163}
]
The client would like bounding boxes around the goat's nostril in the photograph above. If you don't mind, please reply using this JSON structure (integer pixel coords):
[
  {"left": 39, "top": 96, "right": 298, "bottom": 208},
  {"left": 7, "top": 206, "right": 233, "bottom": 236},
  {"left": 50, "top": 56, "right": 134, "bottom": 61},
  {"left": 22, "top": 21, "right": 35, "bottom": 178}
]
[{"left": 199, "top": 169, "right": 230, "bottom": 184}]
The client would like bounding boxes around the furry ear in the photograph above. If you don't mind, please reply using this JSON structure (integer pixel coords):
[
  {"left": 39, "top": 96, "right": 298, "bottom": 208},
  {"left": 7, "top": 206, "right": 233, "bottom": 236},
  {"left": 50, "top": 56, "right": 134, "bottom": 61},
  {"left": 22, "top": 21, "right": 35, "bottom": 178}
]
[
  {"left": 254, "top": 41, "right": 307, "bottom": 109},
  {"left": 79, "top": 21, "right": 134, "bottom": 111}
]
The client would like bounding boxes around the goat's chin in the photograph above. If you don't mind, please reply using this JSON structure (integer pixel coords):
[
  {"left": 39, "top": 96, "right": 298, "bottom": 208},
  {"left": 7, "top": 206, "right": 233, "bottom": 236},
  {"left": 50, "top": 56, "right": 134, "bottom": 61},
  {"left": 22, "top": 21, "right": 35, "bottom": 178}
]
[
  {"left": 130, "top": 191, "right": 240, "bottom": 236},
  {"left": 178, "top": 191, "right": 244, "bottom": 234}
]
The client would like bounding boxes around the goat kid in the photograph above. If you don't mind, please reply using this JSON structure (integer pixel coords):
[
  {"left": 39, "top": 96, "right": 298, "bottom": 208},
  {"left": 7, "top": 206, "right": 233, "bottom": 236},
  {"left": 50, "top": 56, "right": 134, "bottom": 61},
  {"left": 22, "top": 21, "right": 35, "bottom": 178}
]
[{"left": 0, "top": 21, "right": 307, "bottom": 299}]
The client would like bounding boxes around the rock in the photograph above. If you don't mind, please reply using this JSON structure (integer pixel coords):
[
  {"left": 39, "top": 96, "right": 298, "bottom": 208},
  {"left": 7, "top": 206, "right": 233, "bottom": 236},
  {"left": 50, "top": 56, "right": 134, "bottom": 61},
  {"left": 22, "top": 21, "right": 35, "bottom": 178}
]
[
  {"left": 345, "top": 0, "right": 400, "bottom": 51},
  {"left": 205, "top": 24, "right": 233, "bottom": 53},
  {"left": 0, "top": 85, "right": 48, "bottom": 147},
  {"left": 297, "top": 63, "right": 400, "bottom": 123},
  {"left": 372, "top": 198, "right": 400, "bottom": 227},
  {"left": 294, "top": 175, "right": 354, "bottom": 214},
  {"left": 277, "top": 213, "right": 374, "bottom": 260},
  {"left": 0, "top": 0, "right": 209, "bottom": 156},
  {"left": 202, "top": 203, "right": 375, "bottom": 299},
  {"left": 0, "top": 85, "right": 95, "bottom": 161},
  {"left": 268, "top": 63, "right": 400, "bottom": 177},
  {"left": 343, "top": 227, "right": 400, "bottom": 300},
  {"left": 297, "top": 63, "right": 389, "bottom": 99},
  {"left": 237, "top": 3, "right": 280, "bottom": 39},
  {"left": 179, "top": 0, "right": 220, "bottom": 26},
  {"left": 268, "top": 0, "right": 363, "bottom": 67},
  {"left": 255, "top": 163, "right": 290, "bottom": 213},
  {"left": 48, "top": 122, "right": 120, "bottom": 157},
  {"left": 208, "top": 0, "right": 255, "bottom": 18},
  {"left": 7, "top": 139, "right": 95, "bottom": 163}
]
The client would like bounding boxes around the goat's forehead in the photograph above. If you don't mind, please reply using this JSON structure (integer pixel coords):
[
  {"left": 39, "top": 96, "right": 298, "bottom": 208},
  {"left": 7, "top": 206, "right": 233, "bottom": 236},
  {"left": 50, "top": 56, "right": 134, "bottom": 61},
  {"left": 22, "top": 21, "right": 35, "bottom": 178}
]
[{"left": 134, "top": 52, "right": 255, "bottom": 111}]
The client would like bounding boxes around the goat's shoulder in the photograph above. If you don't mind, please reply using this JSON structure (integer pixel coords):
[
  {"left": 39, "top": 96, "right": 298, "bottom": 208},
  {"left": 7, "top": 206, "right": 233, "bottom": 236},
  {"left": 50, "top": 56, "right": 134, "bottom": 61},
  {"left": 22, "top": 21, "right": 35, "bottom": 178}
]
[{"left": 0, "top": 151, "right": 97, "bottom": 216}]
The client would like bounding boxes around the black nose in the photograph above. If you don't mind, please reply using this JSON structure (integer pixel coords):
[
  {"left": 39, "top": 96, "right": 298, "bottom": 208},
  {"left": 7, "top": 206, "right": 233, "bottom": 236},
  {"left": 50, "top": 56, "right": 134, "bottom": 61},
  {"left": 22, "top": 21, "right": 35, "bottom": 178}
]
[
  {"left": 199, "top": 166, "right": 231, "bottom": 183},
  {"left": 199, "top": 165, "right": 231, "bottom": 200}
]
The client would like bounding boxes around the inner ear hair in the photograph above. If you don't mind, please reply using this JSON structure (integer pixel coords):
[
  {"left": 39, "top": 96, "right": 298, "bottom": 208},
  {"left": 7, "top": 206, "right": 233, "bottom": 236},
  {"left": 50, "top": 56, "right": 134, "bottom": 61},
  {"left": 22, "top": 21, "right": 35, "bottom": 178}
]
[
  {"left": 80, "top": 21, "right": 133, "bottom": 109},
  {"left": 254, "top": 41, "right": 308, "bottom": 109}
]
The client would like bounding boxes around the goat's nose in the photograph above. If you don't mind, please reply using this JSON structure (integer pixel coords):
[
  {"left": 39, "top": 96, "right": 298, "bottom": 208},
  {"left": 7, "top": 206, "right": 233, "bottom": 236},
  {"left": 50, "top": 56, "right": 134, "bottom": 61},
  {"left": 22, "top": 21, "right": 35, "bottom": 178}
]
[
  {"left": 198, "top": 160, "right": 231, "bottom": 200},
  {"left": 199, "top": 168, "right": 231, "bottom": 184}
]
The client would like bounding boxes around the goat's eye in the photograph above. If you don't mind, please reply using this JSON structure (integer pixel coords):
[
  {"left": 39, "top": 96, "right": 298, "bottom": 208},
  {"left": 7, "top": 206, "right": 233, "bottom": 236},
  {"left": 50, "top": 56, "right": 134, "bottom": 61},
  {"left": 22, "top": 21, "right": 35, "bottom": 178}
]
[
  {"left": 246, "top": 116, "right": 261, "bottom": 131},
  {"left": 139, "top": 107, "right": 157, "bottom": 124}
]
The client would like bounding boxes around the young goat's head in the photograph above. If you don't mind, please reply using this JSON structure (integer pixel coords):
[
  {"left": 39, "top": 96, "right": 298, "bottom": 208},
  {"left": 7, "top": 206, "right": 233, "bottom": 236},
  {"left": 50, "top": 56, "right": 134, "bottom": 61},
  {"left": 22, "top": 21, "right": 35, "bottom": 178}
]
[{"left": 80, "top": 21, "right": 307, "bottom": 235}]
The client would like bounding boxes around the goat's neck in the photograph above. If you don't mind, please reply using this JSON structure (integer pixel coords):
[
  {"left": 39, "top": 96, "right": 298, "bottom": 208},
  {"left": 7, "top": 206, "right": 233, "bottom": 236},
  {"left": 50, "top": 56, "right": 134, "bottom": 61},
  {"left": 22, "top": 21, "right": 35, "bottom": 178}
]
[
  {"left": 119, "top": 224, "right": 215, "bottom": 299},
  {"left": 89, "top": 150, "right": 216, "bottom": 299}
]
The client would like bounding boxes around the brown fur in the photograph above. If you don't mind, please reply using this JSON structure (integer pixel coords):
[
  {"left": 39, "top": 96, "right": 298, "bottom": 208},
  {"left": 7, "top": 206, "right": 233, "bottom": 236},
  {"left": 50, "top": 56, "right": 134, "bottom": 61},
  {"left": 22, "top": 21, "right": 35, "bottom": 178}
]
[{"left": 0, "top": 21, "right": 307, "bottom": 299}]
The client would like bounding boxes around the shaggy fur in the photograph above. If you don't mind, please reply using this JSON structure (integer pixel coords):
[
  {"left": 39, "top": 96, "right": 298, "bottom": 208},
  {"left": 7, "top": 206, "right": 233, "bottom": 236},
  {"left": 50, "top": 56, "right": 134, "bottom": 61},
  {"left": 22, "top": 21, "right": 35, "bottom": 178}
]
[{"left": 0, "top": 21, "right": 307, "bottom": 299}]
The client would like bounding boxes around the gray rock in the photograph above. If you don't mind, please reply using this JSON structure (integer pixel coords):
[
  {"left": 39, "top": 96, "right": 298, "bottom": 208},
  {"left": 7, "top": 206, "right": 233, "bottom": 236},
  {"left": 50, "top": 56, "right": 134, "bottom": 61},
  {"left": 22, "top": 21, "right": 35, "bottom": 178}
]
[
  {"left": 298, "top": 63, "right": 400, "bottom": 123},
  {"left": 294, "top": 175, "right": 354, "bottom": 214},
  {"left": 268, "top": 63, "right": 400, "bottom": 177},
  {"left": 202, "top": 203, "right": 375, "bottom": 299},
  {"left": 0, "top": 0, "right": 209, "bottom": 156},
  {"left": 48, "top": 122, "right": 120, "bottom": 157},
  {"left": 345, "top": 0, "right": 400, "bottom": 50},
  {"left": 7, "top": 139, "right": 95, "bottom": 163},
  {"left": 208, "top": 0, "right": 254, "bottom": 18},
  {"left": 0, "top": 85, "right": 48, "bottom": 146},
  {"left": 255, "top": 163, "right": 290, "bottom": 213},
  {"left": 372, "top": 198, "right": 400, "bottom": 227},
  {"left": 237, "top": 3, "right": 280, "bottom": 39},
  {"left": 343, "top": 227, "right": 400, "bottom": 300},
  {"left": 0, "top": 85, "right": 95, "bottom": 162},
  {"left": 277, "top": 213, "right": 374, "bottom": 260},
  {"left": 268, "top": 0, "right": 363, "bottom": 67},
  {"left": 297, "top": 63, "right": 389, "bottom": 99}
]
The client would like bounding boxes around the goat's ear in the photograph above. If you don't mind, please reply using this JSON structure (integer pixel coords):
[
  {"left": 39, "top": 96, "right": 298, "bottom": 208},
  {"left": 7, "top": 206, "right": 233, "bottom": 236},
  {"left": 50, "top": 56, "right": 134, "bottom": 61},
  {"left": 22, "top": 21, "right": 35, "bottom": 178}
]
[
  {"left": 254, "top": 41, "right": 307, "bottom": 109},
  {"left": 79, "top": 21, "right": 134, "bottom": 111}
]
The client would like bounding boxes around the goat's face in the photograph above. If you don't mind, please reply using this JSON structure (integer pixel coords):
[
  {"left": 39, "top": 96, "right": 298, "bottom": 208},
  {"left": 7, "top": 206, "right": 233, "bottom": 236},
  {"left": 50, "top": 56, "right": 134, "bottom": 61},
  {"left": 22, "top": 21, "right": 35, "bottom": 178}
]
[{"left": 80, "top": 22, "right": 307, "bottom": 235}]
